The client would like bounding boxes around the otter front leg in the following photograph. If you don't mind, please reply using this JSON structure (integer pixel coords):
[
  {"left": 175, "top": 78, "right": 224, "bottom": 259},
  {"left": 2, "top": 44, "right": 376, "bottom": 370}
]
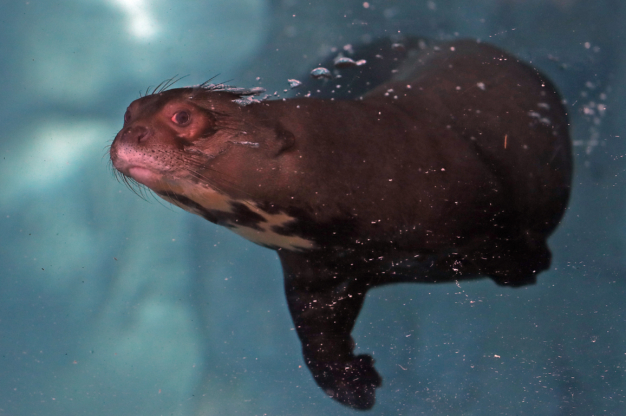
[{"left": 278, "top": 251, "right": 382, "bottom": 410}]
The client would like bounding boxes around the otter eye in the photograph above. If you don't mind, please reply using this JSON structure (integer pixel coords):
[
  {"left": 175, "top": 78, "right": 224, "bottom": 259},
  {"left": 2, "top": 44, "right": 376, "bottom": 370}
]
[
  {"left": 123, "top": 109, "right": 131, "bottom": 124},
  {"left": 172, "top": 111, "right": 191, "bottom": 126}
]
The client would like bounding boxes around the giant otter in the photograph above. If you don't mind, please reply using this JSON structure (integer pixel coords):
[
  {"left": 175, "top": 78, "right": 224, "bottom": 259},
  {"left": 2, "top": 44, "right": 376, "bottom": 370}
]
[{"left": 109, "top": 38, "right": 572, "bottom": 410}]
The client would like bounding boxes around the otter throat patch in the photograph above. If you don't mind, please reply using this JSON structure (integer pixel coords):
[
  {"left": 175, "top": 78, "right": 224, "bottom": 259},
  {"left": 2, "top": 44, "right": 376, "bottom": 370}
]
[{"left": 157, "top": 183, "right": 316, "bottom": 252}]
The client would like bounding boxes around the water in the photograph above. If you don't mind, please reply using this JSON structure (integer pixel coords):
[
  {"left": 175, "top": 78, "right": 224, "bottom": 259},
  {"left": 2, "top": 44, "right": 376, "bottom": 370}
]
[{"left": 0, "top": 1, "right": 624, "bottom": 415}]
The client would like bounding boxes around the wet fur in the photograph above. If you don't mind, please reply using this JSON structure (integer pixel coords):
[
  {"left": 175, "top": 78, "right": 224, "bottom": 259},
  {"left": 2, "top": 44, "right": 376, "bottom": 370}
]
[{"left": 109, "top": 38, "right": 572, "bottom": 409}]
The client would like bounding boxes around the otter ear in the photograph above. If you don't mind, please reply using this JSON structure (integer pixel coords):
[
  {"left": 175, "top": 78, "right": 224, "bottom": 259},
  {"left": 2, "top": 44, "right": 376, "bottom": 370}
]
[{"left": 273, "top": 122, "right": 295, "bottom": 155}]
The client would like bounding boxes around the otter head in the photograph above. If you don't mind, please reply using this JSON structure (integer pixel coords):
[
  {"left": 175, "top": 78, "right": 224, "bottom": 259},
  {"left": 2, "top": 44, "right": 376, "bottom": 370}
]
[
  {"left": 110, "top": 85, "right": 295, "bottom": 195},
  {"left": 110, "top": 85, "right": 314, "bottom": 251}
]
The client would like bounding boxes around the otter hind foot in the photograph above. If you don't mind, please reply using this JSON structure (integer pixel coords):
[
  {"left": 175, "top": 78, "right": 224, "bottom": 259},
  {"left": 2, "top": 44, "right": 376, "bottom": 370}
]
[{"left": 314, "top": 354, "right": 381, "bottom": 410}]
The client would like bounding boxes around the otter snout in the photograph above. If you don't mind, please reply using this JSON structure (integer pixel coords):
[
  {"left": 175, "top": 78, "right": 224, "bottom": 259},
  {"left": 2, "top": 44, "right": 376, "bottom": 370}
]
[
  {"left": 118, "top": 125, "right": 150, "bottom": 144},
  {"left": 110, "top": 124, "right": 154, "bottom": 173},
  {"left": 110, "top": 125, "right": 152, "bottom": 174}
]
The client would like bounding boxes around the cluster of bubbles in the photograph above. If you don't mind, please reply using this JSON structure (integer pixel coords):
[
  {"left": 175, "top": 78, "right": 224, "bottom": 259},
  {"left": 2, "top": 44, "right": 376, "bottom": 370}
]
[
  {"left": 571, "top": 80, "right": 611, "bottom": 156},
  {"left": 249, "top": 42, "right": 374, "bottom": 102}
]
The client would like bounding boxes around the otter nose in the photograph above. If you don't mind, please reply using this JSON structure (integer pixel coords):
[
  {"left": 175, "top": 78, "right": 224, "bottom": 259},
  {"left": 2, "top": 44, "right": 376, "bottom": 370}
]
[{"left": 120, "top": 125, "right": 150, "bottom": 144}]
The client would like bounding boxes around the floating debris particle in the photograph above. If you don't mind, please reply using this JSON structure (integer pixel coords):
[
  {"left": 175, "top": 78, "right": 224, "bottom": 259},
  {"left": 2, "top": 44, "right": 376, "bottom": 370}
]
[
  {"left": 391, "top": 43, "right": 406, "bottom": 52},
  {"left": 288, "top": 79, "right": 302, "bottom": 89}
]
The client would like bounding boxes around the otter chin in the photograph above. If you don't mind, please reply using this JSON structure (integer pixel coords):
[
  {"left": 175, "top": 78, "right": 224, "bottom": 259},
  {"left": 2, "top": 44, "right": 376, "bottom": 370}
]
[
  {"left": 109, "top": 38, "right": 572, "bottom": 410},
  {"left": 123, "top": 167, "right": 159, "bottom": 186}
]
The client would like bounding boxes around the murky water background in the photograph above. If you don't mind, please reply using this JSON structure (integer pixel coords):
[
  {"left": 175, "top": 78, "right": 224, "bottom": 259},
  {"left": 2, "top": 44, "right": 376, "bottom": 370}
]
[{"left": 0, "top": 1, "right": 624, "bottom": 415}]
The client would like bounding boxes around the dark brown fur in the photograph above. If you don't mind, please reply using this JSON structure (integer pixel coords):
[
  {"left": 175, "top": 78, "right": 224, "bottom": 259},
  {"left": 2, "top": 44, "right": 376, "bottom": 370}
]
[{"left": 110, "top": 39, "right": 572, "bottom": 409}]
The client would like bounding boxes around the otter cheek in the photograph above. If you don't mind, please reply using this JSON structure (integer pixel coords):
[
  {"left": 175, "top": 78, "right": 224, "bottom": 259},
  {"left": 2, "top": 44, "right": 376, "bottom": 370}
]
[{"left": 128, "top": 167, "right": 163, "bottom": 189}]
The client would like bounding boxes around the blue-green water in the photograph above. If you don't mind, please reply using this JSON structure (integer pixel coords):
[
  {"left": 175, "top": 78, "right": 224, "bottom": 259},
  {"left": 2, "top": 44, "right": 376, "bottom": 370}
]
[{"left": 1, "top": 1, "right": 623, "bottom": 415}]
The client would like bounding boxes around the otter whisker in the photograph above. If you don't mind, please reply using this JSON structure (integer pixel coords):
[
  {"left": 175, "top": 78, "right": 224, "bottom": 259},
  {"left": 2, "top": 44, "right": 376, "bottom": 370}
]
[
  {"left": 198, "top": 74, "right": 221, "bottom": 89},
  {"left": 107, "top": 161, "right": 123, "bottom": 179},
  {"left": 102, "top": 144, "right": 114, "bottom": 162},
  {"left": 113, "top": 171, "right": 151, "bottom": 201},
  {"left": 160, "top": 75, "right": 189, "bottom": 93},
  {"left": 150, "top": 78, "right": 172, "bottom": 95},
  {"left": 148, "top": 75, "right": 189, "bottom": 96}
]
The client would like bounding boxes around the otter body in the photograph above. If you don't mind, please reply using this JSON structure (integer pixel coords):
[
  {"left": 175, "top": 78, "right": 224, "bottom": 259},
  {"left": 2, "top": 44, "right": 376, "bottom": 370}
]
[{"left": 110, "top": 39, "right": 572, "bottom": 409}]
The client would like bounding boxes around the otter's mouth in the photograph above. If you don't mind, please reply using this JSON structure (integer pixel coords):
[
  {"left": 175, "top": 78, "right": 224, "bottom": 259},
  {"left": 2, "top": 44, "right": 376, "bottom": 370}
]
[
  {"left": 128, "top": 166, "right": 155, "bottom": 181},
  {"left": 110, "top": 148, "right": 164, "bottom": 189},
  {"left": 123, "top": 165, "right": 164, "bottom": 188}
]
